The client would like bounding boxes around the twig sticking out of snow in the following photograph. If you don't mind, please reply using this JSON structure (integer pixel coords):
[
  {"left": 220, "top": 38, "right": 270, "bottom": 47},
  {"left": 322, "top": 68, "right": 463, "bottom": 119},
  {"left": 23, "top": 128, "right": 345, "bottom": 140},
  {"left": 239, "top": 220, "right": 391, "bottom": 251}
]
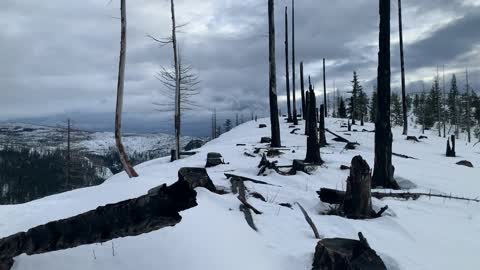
[{"left": 295, "top": 202, "right": 321, "bottom": 239}]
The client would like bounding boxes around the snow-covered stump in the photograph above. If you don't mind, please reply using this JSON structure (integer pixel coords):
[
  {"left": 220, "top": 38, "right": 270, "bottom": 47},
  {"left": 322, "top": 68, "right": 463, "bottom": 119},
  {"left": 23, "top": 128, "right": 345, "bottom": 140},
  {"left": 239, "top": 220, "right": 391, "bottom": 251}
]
[
  {"left": 178, "top": 167, "right": 217, "bottom": 193},
  {"left": 312, "top": 233, "right": 387, "bottom": 270},
  {"left": 205, "top": 152, "right": 225, "bottom": 168},
  {"left": 0, "top": 180, "right": 198, "bottom": 269}
]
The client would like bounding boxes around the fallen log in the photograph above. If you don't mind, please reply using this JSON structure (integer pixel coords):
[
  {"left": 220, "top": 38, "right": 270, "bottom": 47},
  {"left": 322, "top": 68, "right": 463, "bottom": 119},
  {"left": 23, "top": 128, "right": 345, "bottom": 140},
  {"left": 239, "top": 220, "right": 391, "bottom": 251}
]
[
  {"left": 406, "top": 136, "right": 420, "bottom": 142},
  {"left": 295, "top": 202, "right": 321, "bottom": 239},
  {"left": 0, "top": 179, "right": 198, "bottom": 266},
  {"left": 318, "top": 188, "right": 480, "bottom": 203},
  {"left": 392, "top": 152, "right": 418, "bottom": 160},
  {"left": 225, "top": 173, "right": 278, "bottom": 186},
  {"left": 290, "top": 128, "right": 301, "bottom": 134},
  {"left": 233, "top": 175, "right": 261, "bottom": 231},
  {"left": 325, "top": 128, "right": 358, "bottom": 145}
]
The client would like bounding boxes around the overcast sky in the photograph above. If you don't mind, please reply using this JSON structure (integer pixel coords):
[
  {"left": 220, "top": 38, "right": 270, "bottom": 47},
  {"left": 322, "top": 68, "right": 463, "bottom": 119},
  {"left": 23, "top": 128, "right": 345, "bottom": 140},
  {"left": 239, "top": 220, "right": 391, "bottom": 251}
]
[{"left": 1, "top": 0, "right": 479, "bottom": 135}]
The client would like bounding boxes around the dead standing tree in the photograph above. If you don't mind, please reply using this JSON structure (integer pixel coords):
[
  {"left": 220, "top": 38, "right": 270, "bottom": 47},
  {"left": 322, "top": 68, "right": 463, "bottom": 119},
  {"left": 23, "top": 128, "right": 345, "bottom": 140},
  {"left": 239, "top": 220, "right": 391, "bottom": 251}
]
[
  {"left": 323, "top": 58, "right": 327, "bottom": 116},
  {"left": 319, "top": 104, "right": 327, "bottom": 147},
  {"left": 372, "top": 0, "right": 400, "bottom": 189},
  {"left": 268, "top": 0, "right": 282, "bottom": 147},
  {"left": 305, "top": 86, "right": 323, "bottom": 164},
  {"left": 398, "top": 0, "right": 408, "bottom": 135},
  {"left": 115, "top": 0, "right": 138, "bottom": 178},
  {"left": 300, "top": 61, "right": 306, "bottom": 119},
  {"left": 291, "top": 0, "right": 298, "bottom": 125},
  {"left": 284, "top": 6, "right": 292, "bottom": 122}
]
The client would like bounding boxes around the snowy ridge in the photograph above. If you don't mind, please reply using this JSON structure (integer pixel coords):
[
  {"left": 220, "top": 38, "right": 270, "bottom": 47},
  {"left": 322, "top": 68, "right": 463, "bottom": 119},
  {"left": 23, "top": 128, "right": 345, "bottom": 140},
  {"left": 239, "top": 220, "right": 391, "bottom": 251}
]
[{"left": 1, "top": 118, "right": 479, "bottom": 270}]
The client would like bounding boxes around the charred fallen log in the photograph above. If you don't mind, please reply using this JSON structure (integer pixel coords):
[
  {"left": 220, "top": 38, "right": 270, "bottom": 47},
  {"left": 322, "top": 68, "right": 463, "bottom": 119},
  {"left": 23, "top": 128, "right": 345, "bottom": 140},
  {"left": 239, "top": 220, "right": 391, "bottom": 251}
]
[{"left": 0, "top": 179, "right": 198, "bottom": 266}]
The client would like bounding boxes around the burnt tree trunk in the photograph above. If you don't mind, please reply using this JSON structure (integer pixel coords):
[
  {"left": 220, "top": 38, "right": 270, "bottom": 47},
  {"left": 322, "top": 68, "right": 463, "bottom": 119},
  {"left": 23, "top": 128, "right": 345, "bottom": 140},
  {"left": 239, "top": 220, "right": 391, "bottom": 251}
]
[
  {"left": 319, "top": 104, "right": 327, "bottom": 147},
  {"left": 300, "top": 61, "right": 306, "bottom": 120},
  {"left": 291, "top": 0, "right": 298, "bottom": 125},
  {"left": 398, "top": 0, "right": 408, "bottom": 136},
  {"left": 305, "top": 86, "right": 310, "bottom": 135},
  {"left": 372, "top": 0, "right": 400, "bottom": 190},
  {"left": 446, "top": 135, "right": 456, "bottom": 157},
  {"left": 351, "top": 96, "right": 356, "bottom": 125},
  {"left": 305, "top": 87, "right": 322, "bottom": 164},
  {"left": 284, "top": 6, "right": 292, "bottom": 122},
  {"left": 115, "top": 0, "right": 138, "bottom": 178},
  {"left": 0, "top": 180, "right": 197, "bottom": 265},
  {"left": 343, "top": 156, "right": 373, "bottom": 219},
  {"left": 323, "top": 58, "right": 327, "bottom": 116},
  {"left": 268, "top": 0, "right": 282, "bottom": 147}
]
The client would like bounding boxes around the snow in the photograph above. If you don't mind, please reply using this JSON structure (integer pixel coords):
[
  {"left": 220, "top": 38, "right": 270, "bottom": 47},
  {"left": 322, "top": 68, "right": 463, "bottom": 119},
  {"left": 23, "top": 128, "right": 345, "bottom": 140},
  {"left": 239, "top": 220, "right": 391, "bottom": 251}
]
[{"left": 1, "top": 118, "right": 479, "bottom": 270}]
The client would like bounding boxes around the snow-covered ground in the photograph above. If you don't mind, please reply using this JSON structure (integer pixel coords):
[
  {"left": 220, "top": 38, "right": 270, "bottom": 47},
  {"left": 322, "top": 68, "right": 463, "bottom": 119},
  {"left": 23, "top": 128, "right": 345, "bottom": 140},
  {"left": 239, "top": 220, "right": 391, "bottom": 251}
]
[{"left": 1, "top": 118, "right": 479, "bottom": 270}]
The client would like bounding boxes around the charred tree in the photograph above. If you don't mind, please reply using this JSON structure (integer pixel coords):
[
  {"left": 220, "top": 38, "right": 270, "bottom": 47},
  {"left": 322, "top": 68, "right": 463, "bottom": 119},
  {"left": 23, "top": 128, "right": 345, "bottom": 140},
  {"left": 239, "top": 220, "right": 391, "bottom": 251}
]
[
  {"left": 115, "top": 0, "right": 138, "bottom": 178},
  {"left": 170, "top": 0, "right": 181, "bottom": 160},
  {"left": 319, "top": 104, "right": 327, "bottom": 147},
  {"left": 446, "top": 135, "right": 456, "bottom": 157},
  {"left": 305, "top": 87, "right": 323, "bottom": 164},
  {"left": 284, "top": 6, "right": 292, "bottom": 122},
  {"left": 305, "top": 85, "right": 311, "bottom": 135},
  {"left": 300, "top": 61, "right": 306, "bottom": 120},
  {"left": 268, "top": 0, "right": 282, "bottom": 147},
  {"left": 291, "top": 0, "right": 298, "bottom": 125},
  {"left": 398, "top": 0, "right": 408, "bottom": 135},
  {"left": 323, "top": 58, "right": 328, "bottom": 116},
  {"left": 343, "top": 156, "right": 374, "bottom": 219},
  {"left": 372, "top": 0, "right": 400, "bottom": 190}
]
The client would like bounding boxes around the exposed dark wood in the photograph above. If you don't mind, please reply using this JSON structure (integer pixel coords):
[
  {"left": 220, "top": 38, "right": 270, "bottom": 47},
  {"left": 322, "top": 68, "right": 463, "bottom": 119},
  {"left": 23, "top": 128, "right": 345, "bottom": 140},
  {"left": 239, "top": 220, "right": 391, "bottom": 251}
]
[
  {"left": 290, "top": 128, "right": 301, "bottom": 134},
  {"left": 115, "top": 0, "right": 138, "bottom": 178},
  {"left": 319, "top": 104, "right": 327, "bottom": 147},
  {"left": 318, "top": 188, "right": 480, "bottom": 203},
  {"left": 225, "top": 173, "right": 278, "bottom": 186},
  {"left": 178, "top": 167, "right": 216, "bottom": 192},
  {"left": 323, "top": 58, "right": 327, "bottom": 116},
  {"left": 0, "top": 180, "right": 198, "bottom": 263},
  {"left": 291, "top": 0, "right": 298, "bottom": 126},
  {"left": 406, "top": 136, "right": 419, "bottom": 142},
  {"left": 446, "top": 135, "right": 456, "bottom": 157},
  {"left": 284, "top": 6, "right": 292, "bottom": 122},
  {"left": 325, "top": 128, "right": 354, "bottom": 144},
  {"left": 312, "top": 233, "right": 387, "bottom": 270},
  {"left": 398, "top": 0, "right": 408, "bottom": 136},
  {"left": 268, "top": 0, "right": 282, "bottom": 147},
  {"left": 372, "top": 0, "right": 399, "bottom": 190},
  {"left": 205, "top": 152, "right": 225, "bottom": 167},
  {"left": 170, "top": 0, "right": 181, "bottom": 160},
  {"left": 392, "top": 152, "right": 418, "bottom": 160},
  {"left": 305, "top": 87, "right": 323, "bottom": 164},
  {"left": 343, "top": 156, "right": 374, "bottom": 219},
  {"left": 295, "top": 202, "right": 321, "bottom": 239}
]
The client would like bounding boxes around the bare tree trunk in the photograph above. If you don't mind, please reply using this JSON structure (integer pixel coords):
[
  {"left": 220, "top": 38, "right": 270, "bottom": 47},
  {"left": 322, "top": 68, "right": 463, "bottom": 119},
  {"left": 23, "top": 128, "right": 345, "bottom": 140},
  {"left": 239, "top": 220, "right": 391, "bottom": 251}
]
[
  {"left": 284, "top": 7, "right": 292, "bottom": 122},
  {"left": 305, "top": 87, "right": 322, "bottom": 164},
  {"left": 291, "top": 0, "right": 298, "bottom": 125},
  {"left": 115, "top": 0, "right": 138, "bottom": 178},
  {"left": 319, "top": 104, "right": 327, "bottom": 147},
  {"left": 372, "top": 0, "right": 399, "bottom": 190},
  {"left": 300, "top": 61, "right": 306, "bottom": 120},
  {"left": 398, "top": 0, "right": 408, "bottom": 136},
  {"left": 323, "top": 58, "right": 327, "bottom": 116},
  {"left": 171, "top": 0, "right": 181, "bottom": 160},
  {"left": 443, "top": 66, "right": 446, "bottom": 137},
  {"left": 268, "top": 0, "right": 281, "bottom": 147}
]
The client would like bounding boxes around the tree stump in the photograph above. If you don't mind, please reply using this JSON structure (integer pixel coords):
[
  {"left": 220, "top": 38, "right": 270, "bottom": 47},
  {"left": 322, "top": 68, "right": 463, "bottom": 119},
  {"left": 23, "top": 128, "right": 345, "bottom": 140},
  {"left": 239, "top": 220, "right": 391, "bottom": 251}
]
[
  {"left": 312, "top": 233, "right": 387, "bottom": 270},
  {"left": 261, "top": 137, "right": 272, "bottom": 143},
  {"left": 178, "top": 167, "right": 217, "bottom": 192},
  {"left": 343, "top": 156, "right": 373, "bottom": 219},
  {"left": 259, "top": 124, "right": 267, "bottom": 128},
  {"left": 205, "top": 152, "right": 225, "bottom": 168},
  {"left": 406, "top": 136, "right": 419, "bottom": 142},
  {"left": 446, "top": 135, "right": 456, "bottom": 157}
]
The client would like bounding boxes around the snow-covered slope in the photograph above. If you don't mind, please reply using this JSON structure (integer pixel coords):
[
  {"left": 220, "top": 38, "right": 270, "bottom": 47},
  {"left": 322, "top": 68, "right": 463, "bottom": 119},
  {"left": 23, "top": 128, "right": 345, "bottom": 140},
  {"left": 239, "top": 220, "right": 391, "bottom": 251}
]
[{"left": 1, "top": 118, "right": 479, "bottom": 270}]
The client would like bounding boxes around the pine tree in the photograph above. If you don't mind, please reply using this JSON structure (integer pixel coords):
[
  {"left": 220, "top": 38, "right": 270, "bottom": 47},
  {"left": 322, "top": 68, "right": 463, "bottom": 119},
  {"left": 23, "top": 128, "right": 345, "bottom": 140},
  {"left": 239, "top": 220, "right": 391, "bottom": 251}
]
[
  {"left": 348, "top": 71, "right": 363, "bottom": 124},
  {"left": 391, "top": 92, "right": 403, "bottom": 126},
  {"left": 338, "top": 97, "right": 347, "bottom": 118},
  {"left": 224, "top": 119, "right": 232, "bottom": 132},
  {"left": 447, "top": 74, "right": 460, "bottom": 134},
  {"left": 369, "top": 88, "right": 378, "bottom": 122},
  {"left": 357, "top": 89, "right": 369, "bottom": 124}
]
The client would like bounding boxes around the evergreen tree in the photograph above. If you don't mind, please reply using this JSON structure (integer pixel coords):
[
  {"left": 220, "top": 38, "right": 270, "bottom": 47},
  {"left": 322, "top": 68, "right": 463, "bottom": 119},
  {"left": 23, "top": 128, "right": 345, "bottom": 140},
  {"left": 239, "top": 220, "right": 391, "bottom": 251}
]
[
  {"left": 369, "top": 88, "right": 378, "bottom": 122},
  {"left": 357, "top": 89, "right": 369, "bottom": 123},
  {"left": 338, "top": 97, "right": 347, "bottom": 118},
  {"left": 425, "top": 77, "right": 441, "bottom": 130},
  {"left": 224, "top": 119, "right": 232, "bottom": 132},
  {"left": 391, "top": 92, "right": 403, "bottom": 126},
  {"left": 447, "top": 74, "right": 460, "bottom": 130},
  {"left": 348, "top": 71, "right": 363, "bottom": 124}
]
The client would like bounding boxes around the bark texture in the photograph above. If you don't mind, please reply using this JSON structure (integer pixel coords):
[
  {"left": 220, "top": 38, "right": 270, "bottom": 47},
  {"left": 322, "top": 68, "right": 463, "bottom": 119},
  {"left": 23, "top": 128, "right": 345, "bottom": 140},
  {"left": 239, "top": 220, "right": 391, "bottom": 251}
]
[
  {"left": 305, "top": 87, "right": 322, "bottom": 164},
  {"left": 343, "top": 156, "right": 373, "bottom": 219},
  {"left": 319, "top": 104, "right": 327, "bottom": 147},
  {"left": 398, "top": 0, "right": 408, "bottom": 135},
  {"left": 268, "top": 0, "right": 282, "bottom": 147}
]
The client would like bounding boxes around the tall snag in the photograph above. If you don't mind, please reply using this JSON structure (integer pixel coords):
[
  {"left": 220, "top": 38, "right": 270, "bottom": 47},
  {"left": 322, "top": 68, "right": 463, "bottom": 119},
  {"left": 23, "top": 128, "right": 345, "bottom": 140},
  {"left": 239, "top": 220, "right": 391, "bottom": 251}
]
[
  {"left": 323, "top": 58, "right": 327, "bottom": 116},
  {"left": 398, "top": 0, "right": 408, "bottom": 135},
  {"left": 115, "top": 0, "right": 138, "bottom": 178},
  {"left": 305, "top": 86, "right": 323, "bottom": 164},
  {"left": 319, "top": 104, "right": 327, "bottom": 147},
  {"left": 284, "top": 6, "right": 292, "bottom": 122},
  {"left": 170, "top": 0, "right": 181, "bottom": 160},
  {"left": 268, "top": 0, "right": 281, "bottom": 147},
  {"left": 300, "top": 61, "right": 306, "bottom": 120},
  {"left": 291, "top": 0, "right": 298, "bottom": 125},
  {"left": 372, "top": 0, "right": 399, "bottom": 189}
]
